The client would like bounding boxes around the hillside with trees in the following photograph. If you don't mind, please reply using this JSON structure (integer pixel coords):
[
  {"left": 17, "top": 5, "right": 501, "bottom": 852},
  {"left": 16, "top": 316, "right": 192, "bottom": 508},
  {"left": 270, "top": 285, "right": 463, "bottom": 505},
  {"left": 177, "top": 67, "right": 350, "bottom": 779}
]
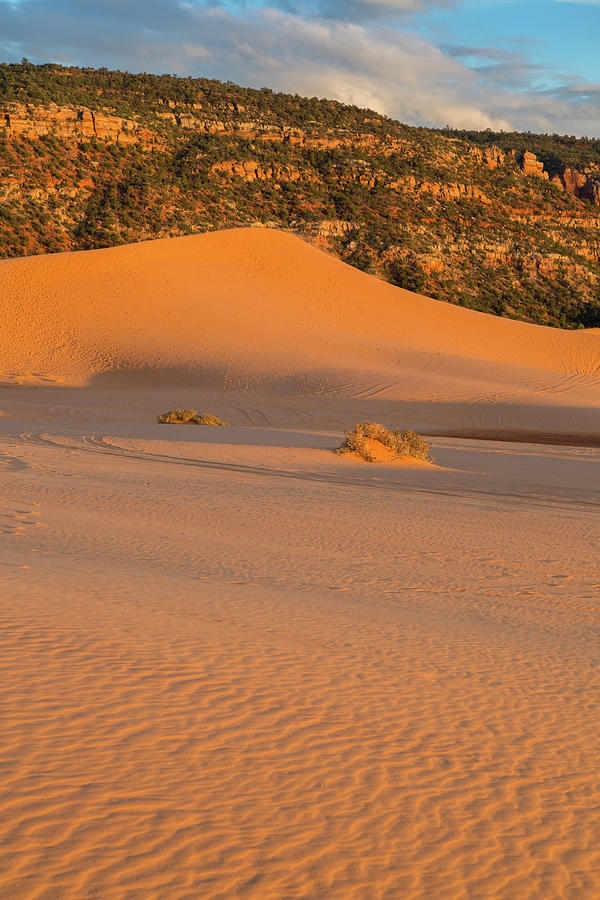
[{"left": 1, "top": 61, "right": 599, "bottom": 328}]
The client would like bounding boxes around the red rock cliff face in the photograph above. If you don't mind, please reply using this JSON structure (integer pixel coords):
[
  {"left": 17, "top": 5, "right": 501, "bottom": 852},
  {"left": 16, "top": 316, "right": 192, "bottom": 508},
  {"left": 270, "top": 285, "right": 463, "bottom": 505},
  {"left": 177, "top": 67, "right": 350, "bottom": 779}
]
[
  {"left": 559, "top": 167, "right": 600, "bottom": 204},
  {"left": 0, "top": 103, "right": 157, "bottom": 146},
  {"left": 2, "top": 101, "right": 599, "bottom": 208}
]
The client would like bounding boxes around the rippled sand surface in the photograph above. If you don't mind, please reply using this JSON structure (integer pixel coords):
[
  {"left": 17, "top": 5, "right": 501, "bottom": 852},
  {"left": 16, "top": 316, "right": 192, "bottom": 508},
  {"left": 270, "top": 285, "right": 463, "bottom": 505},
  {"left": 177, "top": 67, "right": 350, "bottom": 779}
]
[{"left": 1, "top": 395, "right": 599, "bottom": 899}]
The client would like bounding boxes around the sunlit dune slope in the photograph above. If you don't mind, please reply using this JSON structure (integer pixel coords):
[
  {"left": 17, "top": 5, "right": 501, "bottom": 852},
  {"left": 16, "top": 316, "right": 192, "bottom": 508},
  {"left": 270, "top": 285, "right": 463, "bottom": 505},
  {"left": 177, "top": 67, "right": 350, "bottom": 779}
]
[{"left": 1, "top": 227, "right": 599, "bottom": 383}]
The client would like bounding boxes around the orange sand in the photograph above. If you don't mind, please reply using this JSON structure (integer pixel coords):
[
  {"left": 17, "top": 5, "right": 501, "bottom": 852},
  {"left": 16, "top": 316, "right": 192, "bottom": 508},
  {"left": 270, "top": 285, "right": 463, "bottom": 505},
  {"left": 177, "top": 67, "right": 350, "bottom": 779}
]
[
  {"left": 1, "top": 227, "right": 599, "bottom": 383},
  {"left": 1, "top": 229, "right": 600, "bottom": 898}
]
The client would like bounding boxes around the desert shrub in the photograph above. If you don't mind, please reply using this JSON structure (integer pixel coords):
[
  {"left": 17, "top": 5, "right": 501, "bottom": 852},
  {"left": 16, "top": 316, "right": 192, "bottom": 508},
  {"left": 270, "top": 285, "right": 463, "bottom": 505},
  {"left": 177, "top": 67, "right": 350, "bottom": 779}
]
[
  {"left": 157, "top": 409, "right": 227, "bottom": 425},
  {"left": 336, "top": 421, "right": 433, "bottom": 462}
]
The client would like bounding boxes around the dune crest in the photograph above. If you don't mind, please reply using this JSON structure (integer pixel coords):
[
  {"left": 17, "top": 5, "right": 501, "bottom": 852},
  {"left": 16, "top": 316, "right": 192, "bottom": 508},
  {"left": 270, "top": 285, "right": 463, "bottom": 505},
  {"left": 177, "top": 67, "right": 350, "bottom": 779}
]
[{"left": 1, "top": 228, "right": 599, "bottom": 385}]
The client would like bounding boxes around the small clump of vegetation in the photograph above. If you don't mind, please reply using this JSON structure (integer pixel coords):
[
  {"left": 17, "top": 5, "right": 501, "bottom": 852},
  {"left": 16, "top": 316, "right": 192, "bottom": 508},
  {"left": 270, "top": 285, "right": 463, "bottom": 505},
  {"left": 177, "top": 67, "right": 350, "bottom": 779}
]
[
  {"left": 157, "top": 409, "right": 227, "bottom": 426},
  {"left": 336, "top": 421, "right": 433, "bottom": 462}
]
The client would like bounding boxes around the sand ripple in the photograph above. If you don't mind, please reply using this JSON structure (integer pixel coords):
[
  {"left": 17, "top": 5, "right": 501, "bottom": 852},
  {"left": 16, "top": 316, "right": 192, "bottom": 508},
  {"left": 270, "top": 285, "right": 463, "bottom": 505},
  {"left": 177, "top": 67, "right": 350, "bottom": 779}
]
[{"left": 1, "top": 419, "right": 599, "bottom": 898}]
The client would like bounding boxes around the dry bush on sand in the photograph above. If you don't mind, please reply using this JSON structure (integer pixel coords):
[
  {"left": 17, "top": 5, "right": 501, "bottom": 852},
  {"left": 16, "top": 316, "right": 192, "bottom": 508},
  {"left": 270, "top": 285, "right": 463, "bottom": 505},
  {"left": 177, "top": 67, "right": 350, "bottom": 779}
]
[
  {"left": 336, "top": 421, "right": 433, "bottom": 462},
  {"left": 157, "top": 409, "right": 227, "bottom": 426}
]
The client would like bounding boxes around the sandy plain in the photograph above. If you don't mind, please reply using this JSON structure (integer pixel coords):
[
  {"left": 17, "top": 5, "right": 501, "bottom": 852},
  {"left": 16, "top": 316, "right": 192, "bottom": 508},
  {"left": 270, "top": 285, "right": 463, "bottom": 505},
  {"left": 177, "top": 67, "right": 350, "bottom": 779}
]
[{"left": 1, "top": 229, "right": 600, "bottom": 899}]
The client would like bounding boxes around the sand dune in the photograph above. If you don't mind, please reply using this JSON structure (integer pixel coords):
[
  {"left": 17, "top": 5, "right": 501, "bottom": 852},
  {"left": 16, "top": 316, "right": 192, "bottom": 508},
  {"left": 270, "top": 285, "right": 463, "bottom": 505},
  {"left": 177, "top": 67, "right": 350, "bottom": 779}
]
[{"left": 1, "top": 228, "right": 599, "bottom": 386}]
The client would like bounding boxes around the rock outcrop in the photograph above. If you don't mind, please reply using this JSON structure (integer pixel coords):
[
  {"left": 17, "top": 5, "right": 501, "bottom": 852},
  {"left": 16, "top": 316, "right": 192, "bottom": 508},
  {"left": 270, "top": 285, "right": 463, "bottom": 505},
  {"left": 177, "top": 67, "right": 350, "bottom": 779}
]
[
  {"left": 211, "top": 160, "right": 302, "bottom": 183},
  {"left": 558, "top": 167, "right": 600, "bottom": 205},
  {"left": 0, "top": 103, "right": 157, "bottom": 146},
  {"left": 512, "top": 150, "right": 548, "bottom": 178},
  {"left": 315, "top": 220, "right": 356, "bottom": 238}
]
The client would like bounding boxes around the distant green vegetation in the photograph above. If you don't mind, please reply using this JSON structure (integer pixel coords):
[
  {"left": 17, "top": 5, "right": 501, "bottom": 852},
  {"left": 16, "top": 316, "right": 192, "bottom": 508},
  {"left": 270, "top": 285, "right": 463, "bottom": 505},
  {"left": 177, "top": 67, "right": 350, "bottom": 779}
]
[{"left": 1, "top": 62, "right": 599, "bottom": 328}]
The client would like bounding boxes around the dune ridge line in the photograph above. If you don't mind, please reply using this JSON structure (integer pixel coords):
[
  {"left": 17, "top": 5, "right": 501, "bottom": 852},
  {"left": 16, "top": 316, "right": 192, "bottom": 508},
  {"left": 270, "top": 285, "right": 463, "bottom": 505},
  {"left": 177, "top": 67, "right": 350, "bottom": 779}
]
[{"left": 1, "top": 228, "right": 599, "bottom": 385}]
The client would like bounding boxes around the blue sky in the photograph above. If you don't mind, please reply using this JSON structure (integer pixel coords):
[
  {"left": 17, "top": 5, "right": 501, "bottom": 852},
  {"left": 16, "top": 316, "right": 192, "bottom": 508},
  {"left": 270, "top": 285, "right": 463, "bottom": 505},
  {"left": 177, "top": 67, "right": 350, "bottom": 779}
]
[
  {"left": 0, "top": 0, "right": 598, "bottom": 135},
  {"left": 420, "top": 1, "right": 599, "bottom": 85}
]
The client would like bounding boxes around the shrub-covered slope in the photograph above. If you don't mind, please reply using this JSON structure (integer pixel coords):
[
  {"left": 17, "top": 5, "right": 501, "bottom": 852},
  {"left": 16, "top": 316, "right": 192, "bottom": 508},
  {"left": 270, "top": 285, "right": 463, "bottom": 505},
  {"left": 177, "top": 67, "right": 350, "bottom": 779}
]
[{"left": 1, "top": 61, "right": 599, "bottom": 328}]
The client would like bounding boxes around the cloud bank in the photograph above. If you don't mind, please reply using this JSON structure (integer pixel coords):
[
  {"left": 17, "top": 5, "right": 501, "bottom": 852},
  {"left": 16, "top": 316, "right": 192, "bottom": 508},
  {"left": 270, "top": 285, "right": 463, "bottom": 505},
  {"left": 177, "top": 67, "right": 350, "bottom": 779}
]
[{"left": 0, "top": 0, "right": 598, "bottom": 135}]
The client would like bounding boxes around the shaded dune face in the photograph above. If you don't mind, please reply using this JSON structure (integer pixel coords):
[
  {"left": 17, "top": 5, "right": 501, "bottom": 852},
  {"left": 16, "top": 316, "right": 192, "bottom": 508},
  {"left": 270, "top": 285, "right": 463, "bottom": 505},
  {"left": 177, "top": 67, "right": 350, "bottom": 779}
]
[{"left": 1, "top": 227, "right": 599, "bottom": 386}]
